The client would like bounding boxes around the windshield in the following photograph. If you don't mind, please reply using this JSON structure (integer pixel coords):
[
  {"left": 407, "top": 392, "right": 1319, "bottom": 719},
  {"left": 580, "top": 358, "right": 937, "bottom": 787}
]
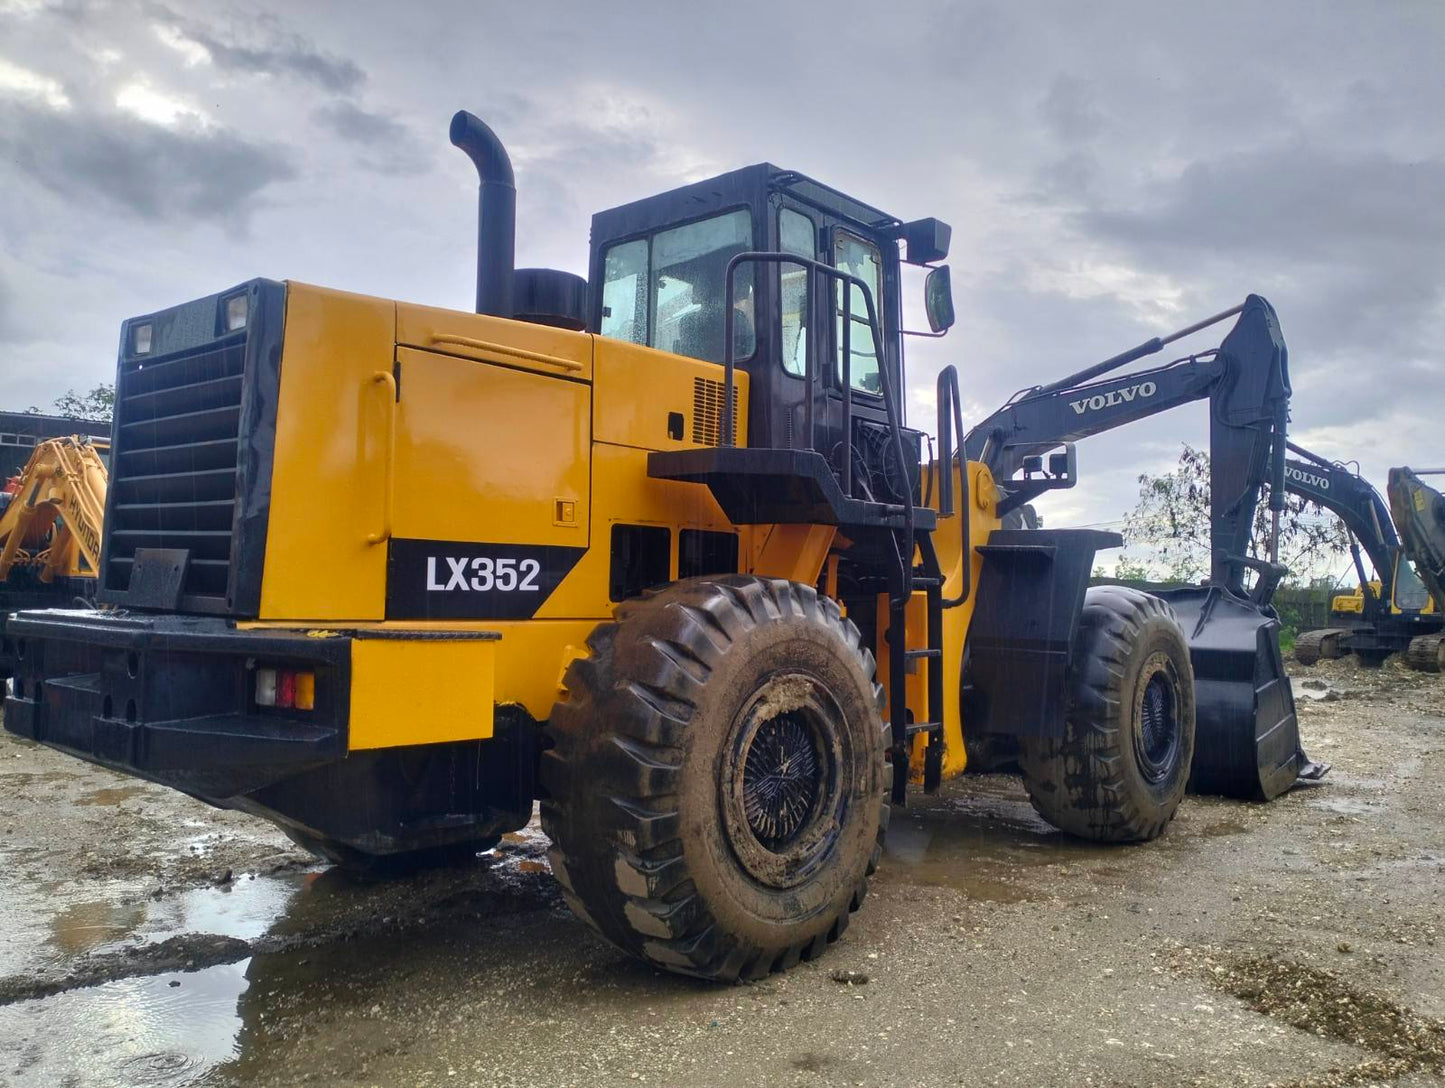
[{"left": 1394, "top": 553, "right": 1431, "bottom": 611}]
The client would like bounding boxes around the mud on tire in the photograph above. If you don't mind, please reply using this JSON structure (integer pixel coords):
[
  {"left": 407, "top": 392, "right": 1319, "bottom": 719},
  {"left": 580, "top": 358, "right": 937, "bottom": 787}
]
[
  {"left": 539, "top": 576, "right": 889, "bottom": 981},
  {"left": 1018, "top": 586, "right": 1195, "bottom": 843}
]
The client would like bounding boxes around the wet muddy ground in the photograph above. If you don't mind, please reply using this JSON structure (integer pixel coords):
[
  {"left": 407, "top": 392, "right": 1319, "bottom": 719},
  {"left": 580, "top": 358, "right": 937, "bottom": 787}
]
[{"left": 1, "top": 656, "right": 1442, "bottom": 1087}]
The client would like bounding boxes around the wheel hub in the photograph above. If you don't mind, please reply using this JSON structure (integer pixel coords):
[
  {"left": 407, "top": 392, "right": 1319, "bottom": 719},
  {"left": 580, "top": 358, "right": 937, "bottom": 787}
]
[
  {"left": 721, "top": 671, "right": 849, "bottom": 890},
  {"left": 741, "top": 710, "right": 821, "bottom": 849},
  {"left": 1134, "top": 653, "right": 1181, "bottom": 783}
]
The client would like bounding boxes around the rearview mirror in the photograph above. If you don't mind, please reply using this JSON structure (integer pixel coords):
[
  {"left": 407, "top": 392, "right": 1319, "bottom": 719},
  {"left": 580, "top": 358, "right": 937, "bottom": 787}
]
[{"left": 924, "top": 265, "right": 955, "bottom": 334}]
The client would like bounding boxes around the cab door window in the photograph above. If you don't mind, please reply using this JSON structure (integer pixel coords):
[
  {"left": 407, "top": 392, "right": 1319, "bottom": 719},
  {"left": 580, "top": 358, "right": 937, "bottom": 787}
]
[
  {"left": 779, "top": 208, "right": 815, "bottom": 377},
  {"left": 833, "top": 231, "right": 883, "bottom": 395}
]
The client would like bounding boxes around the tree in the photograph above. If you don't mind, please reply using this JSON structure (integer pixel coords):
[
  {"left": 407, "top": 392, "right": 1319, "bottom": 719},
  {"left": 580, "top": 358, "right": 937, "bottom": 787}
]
[
  {"left": 30, "top": 384, "right": 115, "bottom": 423},
  {"left": 1123, "top": 443, "right": 1350, "bottom": 583}
]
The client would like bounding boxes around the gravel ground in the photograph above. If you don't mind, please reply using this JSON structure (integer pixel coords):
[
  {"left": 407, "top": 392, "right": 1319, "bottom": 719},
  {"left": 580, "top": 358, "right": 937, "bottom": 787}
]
[{"left": 0, "top": 655, "right": 1442, "bottom": 1087}]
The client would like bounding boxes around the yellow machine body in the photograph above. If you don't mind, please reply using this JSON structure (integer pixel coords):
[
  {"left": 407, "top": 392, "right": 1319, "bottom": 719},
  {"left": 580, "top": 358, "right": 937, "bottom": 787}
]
[{"left": 235, "top": 282, "right": 989, "bottom": 780}]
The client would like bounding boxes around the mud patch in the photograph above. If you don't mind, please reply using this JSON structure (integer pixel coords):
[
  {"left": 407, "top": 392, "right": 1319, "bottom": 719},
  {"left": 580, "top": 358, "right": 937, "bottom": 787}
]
[
  {"left": 1178, "top": 947, "right": 1445, "bottom": 1086},
  {"left": 74, "top": 784, "right": 149, "bottom": 806}
]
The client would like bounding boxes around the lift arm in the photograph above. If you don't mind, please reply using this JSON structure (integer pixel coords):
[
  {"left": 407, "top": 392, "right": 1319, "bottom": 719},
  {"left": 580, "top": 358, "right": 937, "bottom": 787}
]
[
  {"left": 0, "top": 438, "right": 109, "bottom": 584},
  {"left": 963, "top": 295, "right": 1290, "bottom": 597}
]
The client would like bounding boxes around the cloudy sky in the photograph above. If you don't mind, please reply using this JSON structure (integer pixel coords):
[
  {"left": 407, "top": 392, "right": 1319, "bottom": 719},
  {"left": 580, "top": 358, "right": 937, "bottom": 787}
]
[{"left": 2, "top": 0, "right": 1441, "bottom": 575}]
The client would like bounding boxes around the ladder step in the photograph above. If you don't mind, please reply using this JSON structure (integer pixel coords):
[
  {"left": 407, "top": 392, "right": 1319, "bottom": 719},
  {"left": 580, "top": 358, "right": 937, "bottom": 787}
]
[
  {"left": 904, "top": 648, "right": 942, "bottom": 660},
  {"left": 911, "top": 575, "right": 943, "bottom": 588},
  {"left": 904, "top": 721, "right": 943, "bottom": 737}
]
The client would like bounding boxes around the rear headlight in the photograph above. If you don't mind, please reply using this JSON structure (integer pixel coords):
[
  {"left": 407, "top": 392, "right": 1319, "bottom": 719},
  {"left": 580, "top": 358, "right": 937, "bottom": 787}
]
[
  {"left": 224, "top": 294, "right": 248, "bottom": 331},
  {"left": 133, "top": 323, "right": 153, "bottom": 354},
  {"left": 255, "top": 666, "right": 315, "bottom": 710}
]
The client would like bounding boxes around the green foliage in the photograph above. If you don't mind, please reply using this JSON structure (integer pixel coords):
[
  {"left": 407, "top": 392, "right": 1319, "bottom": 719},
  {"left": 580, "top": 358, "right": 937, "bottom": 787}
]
[
  {"left": 1123, "top": 443, "right": 1350, "bottom": 584},
  {"left": 1112, "top": 554, "right": 1152, "bottom": 581},
  {"left": 29, "top": 384, "right": 115, "bottom": 423}
]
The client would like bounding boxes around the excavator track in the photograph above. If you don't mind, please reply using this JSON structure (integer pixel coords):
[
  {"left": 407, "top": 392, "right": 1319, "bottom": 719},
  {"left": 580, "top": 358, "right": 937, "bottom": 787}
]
[
  {"left": 1294, "top": 627, "right": 1346, "bottom": 666},
  {"left": 1406, "top": 634, "right": 1445, "bottom": 673}
]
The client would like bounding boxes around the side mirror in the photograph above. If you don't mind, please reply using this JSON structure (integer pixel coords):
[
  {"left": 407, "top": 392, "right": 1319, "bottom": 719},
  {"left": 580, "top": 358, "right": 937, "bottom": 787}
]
[{"left": 924, "top": 265, "right": 955, "bottom": 334}]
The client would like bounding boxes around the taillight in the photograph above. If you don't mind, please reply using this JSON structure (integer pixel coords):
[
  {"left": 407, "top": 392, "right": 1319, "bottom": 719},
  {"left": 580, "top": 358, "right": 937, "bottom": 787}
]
[{"left": 255, "top": 667, "right": 315, "bottom": 710}]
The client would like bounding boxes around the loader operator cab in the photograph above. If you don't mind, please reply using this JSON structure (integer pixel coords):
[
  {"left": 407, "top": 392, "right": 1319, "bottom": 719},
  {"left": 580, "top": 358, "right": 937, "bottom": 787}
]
[{"left": 587, "top": 167, "right": 952, "bottom": 499}]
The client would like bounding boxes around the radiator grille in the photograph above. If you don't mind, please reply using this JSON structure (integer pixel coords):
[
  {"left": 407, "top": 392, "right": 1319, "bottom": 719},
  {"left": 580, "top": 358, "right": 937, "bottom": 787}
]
[
  {"left": 106, "top": 333, "right": 246, "bottom": 605},
  {"left": 691, "top": 377, "right": 739, "bottom": 446}
]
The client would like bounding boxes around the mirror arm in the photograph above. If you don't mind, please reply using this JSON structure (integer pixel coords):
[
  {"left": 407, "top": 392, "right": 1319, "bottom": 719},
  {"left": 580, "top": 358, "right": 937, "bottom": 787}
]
[{"left": 902, "top": 328, "right": 949, "bottom": 338}]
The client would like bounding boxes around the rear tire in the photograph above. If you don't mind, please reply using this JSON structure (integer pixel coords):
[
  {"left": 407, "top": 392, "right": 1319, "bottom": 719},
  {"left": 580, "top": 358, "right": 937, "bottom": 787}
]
[
  {"left": 1019, "top": 587, "right": 1195, "bottom": 842},
  {"left": 540, "top": 576, "right": 888, "bottom": 981}
]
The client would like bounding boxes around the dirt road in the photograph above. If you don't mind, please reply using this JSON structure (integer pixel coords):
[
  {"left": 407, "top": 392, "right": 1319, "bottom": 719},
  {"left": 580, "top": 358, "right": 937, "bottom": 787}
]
[{"left": 1, "top": 657, "right": 1442, "bottom": 1087}]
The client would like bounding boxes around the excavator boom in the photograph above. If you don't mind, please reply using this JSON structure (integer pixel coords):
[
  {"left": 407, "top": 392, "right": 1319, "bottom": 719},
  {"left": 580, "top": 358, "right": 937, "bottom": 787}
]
[{"left": 0, "top": 436, "right": 108, "bottom": 583}]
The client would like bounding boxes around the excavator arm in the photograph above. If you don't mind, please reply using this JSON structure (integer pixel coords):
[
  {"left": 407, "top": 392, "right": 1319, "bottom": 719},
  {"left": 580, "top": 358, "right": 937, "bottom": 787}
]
[
  {"left": 1283, "top": 444, "right": 1399, "bottom": 610},
  {"left": 965, "top": 294, "right": 1291, "bottom": 598},
  {"left": 0, "top": 438, "right": 108, "bottom": 584}
]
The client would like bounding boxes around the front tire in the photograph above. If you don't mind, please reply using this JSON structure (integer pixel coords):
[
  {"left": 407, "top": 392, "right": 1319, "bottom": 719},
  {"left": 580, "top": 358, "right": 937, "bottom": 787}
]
[
  {"left": 540, "top": 576, "right": 888, "bottom": 981},
  {"left": 1019, "top": 587, "right": 1196, "bottom": 842}
]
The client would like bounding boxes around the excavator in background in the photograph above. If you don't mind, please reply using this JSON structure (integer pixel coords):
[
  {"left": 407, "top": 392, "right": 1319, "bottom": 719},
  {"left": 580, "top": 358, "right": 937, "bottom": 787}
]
[
  {"left": 1284, "top": 445, "right": 1441, "bottom": 668},
  {"left": 1387, "top": 466, "right": 1445, "bottom": 671},
  {"left": 0, "top": 437, "right": 108, "bottom": 678},
  {"left": 963, "top": 307, "right": 1330, "bottom": 792}
]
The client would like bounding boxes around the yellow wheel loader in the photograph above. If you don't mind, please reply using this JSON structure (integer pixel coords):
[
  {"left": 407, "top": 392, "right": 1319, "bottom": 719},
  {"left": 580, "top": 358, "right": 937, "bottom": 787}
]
[{"left": 4, "top": 112, "right": 1308, "bottom": 980}]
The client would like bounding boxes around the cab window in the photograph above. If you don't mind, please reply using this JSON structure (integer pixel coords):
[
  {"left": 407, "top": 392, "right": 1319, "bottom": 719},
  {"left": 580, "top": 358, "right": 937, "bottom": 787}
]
[
  {"left": 779, "top": 208, "right": 815, "bottom": 377},
  {"left": 600, "top": 239, "right": 647, "bottom": 344},
  {"left": 1394, "top": 554, "right": 1430, "bottom": 612},
  {"left": 834, "top": 231, "right": 883, "bottom": 395},
  {"left": 599, "top": 209, "right": 756, "bottom": 365}
]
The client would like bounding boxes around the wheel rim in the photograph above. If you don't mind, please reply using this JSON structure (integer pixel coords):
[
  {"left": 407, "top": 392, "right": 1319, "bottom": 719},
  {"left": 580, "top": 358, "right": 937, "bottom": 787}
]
[
  {"left": 1134, "top": 652, "right": 1182, "bottom": 784},
  {"left": 721, "top": 671, "right": 849, "bottom": 890}
]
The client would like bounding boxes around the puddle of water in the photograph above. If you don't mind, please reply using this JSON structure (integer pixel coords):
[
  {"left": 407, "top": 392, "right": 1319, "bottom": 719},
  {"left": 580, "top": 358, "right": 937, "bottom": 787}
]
[
  {"left": 74, "top": 785, "right": 150, "bottom": 807},
  {"left": 878, "top": 787, "right": 1117, "bottom": 902},
  {"left": 138, "top": 871, "right": 315, "bottom": 948},
  {"left": 0, "top": 961, "right": 250, "bottom": 1087},
  {"left": 49, "top": 900, "right": 147, "bottom": 955}
]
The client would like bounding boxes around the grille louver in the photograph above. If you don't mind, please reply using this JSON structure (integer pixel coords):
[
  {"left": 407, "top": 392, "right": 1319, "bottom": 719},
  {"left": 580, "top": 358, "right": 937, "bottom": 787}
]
[
  {"left": 106, "top": 334, "right": 246, "bottom": 604},
  {"left": 691, "top": 377, "right": 739, "bottom": 446}
]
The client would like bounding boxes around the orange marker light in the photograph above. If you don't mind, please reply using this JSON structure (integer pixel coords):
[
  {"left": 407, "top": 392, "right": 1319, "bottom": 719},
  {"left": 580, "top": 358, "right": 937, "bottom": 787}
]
[{"left": 294, "top": 671, "right": 316, "bottom": 711}]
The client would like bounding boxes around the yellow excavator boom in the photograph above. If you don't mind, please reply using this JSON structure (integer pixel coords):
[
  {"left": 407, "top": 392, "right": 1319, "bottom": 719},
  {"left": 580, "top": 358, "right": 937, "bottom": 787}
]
[{"left": 0, "top": 437, "right": 108, "bottom": 584}]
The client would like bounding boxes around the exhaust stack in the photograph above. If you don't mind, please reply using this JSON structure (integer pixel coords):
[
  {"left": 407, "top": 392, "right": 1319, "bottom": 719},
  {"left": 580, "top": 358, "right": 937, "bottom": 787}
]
[{"left": 449, "top": 110, "right": 515, "bottom": 318}]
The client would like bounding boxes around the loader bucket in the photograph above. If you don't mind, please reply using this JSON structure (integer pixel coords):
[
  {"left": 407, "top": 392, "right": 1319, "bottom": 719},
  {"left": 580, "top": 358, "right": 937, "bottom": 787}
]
[
  {"left": 1153, "top": 585, "right": 1313, "bottom": 800},
  {"left": 1388, "top": 467, "right": 1445, "bottom": 611}
]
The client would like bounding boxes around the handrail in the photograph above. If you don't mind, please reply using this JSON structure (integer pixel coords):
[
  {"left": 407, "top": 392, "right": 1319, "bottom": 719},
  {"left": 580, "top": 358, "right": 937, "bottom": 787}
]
[
  {"left": 428, "top": 333, "right": 584, "bottom": 373},
  {"left": 722, "top": 250, "right": 915, "bottom": 594},
  {"left": 367, "top": 371, "right": 397, "bottom": 545},
  {"left": 935, "top": 365, "right": 972, "bottom": 608}
]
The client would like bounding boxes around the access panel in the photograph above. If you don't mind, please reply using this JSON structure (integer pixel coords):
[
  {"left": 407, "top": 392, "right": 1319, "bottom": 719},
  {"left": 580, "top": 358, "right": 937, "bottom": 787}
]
[{"left": 387, "top": 347, "right": 591, "bottom": 620}]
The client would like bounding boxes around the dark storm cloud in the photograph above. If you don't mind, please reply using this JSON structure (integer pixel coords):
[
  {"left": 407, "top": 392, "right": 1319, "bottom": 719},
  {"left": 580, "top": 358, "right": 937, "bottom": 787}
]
[
  {"left": 312, "top": 101, "right": 430, "bottom": 176},
  {"left": 1073, "top": 145, "right": 1445, "bottom": 370},
  {"left": 152, "top": 6, "right": 365, "bottom": 93},
  {"left": 0, "top": 102, "right": 296, "bottom": 222},
  {"left": 1081, "top": 147, "right": 1445, "bottom": 264},
  {"left": 314, "top": 101, "right": 408, "bottom": 145}
]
